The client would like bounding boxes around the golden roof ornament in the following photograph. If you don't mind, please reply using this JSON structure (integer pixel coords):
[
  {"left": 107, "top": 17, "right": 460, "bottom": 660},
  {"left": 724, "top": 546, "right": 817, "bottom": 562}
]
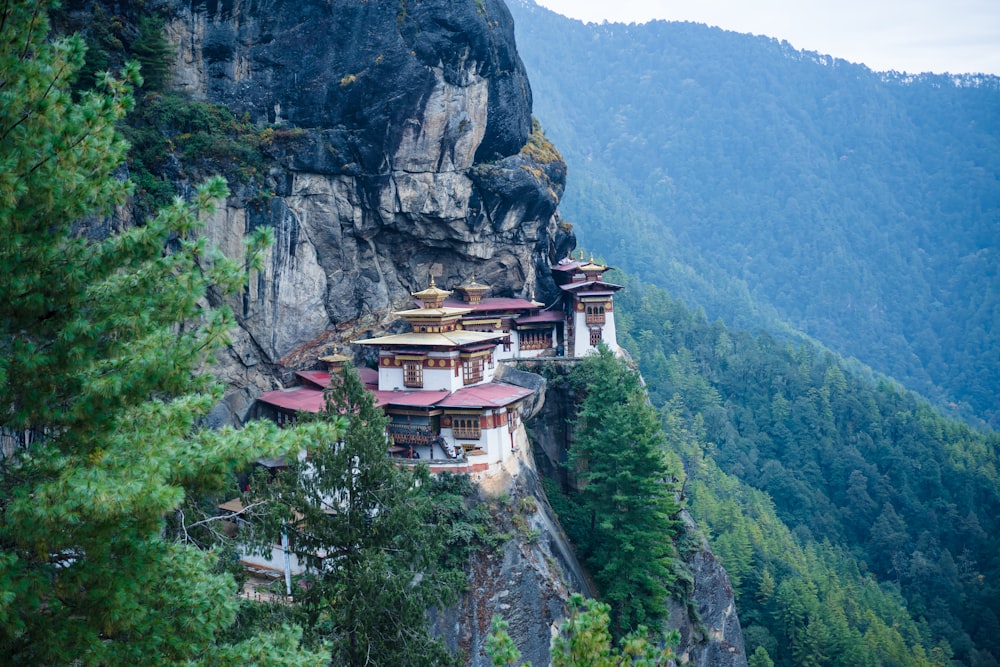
[
  {"left": 580, "top": 253, "right": 607, "bottom": 276},
  {"left": 411, "top": 271, "right": 452, "bottom": 308},
  {"left": 319, "top": 351, "right": 351, "bottom": 372},
  {"left": 454, "top": 273, "right": 490, "bottom": 304}
]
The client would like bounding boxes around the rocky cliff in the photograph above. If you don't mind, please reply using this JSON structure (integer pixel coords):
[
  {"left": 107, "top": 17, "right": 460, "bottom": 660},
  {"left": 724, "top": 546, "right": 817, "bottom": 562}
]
[
  {"left": 63, "top": 0, "right": 746, "bottom": 662},
  {"left": 158, "top": 0, "right": 570, "bottom": 424}
]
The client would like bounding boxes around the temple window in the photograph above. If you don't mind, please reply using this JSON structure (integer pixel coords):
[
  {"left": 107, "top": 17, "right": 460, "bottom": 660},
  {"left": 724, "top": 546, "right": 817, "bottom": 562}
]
[
  {"left": 590, "top": 327, "right": 602, "bottom": 347},
  {"left": 585, "top": 304, "right": 606, "bottom": 325},
  {"left": 451, "top": 416, "right": 481, "bottom": 440},
  {"left": 507, "top": 407, "right": 520, "bottom": 433},
  {"left": 463, "top": 357, "right": 484, "bottom": 385},
  {"left": 403, "top": 361, "right": 423, "bottom": 388}
]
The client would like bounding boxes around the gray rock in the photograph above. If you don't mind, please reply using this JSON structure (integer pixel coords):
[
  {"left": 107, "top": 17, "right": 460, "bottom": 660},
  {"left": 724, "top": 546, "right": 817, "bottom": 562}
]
[
  {"left": 157, "top": 2, "right": 747, "bottom": 663},
  {"left": 164, "top": 0, "right": 562, "bottom": 422}
]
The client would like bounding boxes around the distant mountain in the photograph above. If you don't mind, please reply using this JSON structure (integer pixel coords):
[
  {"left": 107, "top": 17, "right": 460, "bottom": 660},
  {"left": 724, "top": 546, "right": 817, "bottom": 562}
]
[{"left": 508, "top": 0, "right": 1000, "bottom": 428}]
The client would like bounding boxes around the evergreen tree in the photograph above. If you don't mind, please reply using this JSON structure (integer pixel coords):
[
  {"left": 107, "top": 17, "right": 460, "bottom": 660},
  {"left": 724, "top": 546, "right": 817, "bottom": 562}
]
[
  {"left": 562, "top": 346, "right": 681, "bottom": 637},
  {"left": 0, "top": 2, "right": 330, "bottom": 663},
  {"left": 248, "top": 366, "right": 464, "bottom": 666},
  {"left": 748, "top": 646, "right": 775, "bottom": 667},
  {"left": 131, "top": 16, "right": 174, "bottom": 92}
]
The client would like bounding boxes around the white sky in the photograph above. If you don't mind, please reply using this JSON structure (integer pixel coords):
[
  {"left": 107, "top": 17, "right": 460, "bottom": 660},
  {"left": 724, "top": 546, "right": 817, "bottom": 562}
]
[{"left": 533, "top": 0, "right": 1000, "bottom": 75}]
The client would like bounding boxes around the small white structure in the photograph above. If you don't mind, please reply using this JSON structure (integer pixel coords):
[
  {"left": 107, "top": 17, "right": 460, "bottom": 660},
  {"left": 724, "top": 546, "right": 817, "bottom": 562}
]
[{"left": 550, "top": 254, "right": 623, "bottom": 357}]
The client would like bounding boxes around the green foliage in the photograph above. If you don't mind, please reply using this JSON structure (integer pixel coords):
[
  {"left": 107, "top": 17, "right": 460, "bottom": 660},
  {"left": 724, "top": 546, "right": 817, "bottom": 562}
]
[
  {"left": 486, "top": 616, "right": 526, "bottom": 667},
  {"left": 748, "top": 646, "right": 775, "bottom": 667},
  {"left": 486, "top": 594, "right": 676, "bottom": 666},
  {"left": 245, "top": 366, "right": 466, "bottom": 666},
  {"left": 510, "top": 4, "right": 1000, "bottom": 428},
  {"left": 551, "top": 347, "right": 683, "bottom": 638},
  {"left": 0, "top": 2, "right": 330, "bottom": 663},
  {"left": 122, "top": 91, "right": 269, "bottom": 212},
  {"left": 615, "top": 277, "right": 1000, "bottom": 665}
]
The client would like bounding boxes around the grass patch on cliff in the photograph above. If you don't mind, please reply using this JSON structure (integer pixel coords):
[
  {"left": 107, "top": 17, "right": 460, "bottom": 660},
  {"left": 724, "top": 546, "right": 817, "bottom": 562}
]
[{"left": 521, "top": 117, "right": 563, "bottom": 164}]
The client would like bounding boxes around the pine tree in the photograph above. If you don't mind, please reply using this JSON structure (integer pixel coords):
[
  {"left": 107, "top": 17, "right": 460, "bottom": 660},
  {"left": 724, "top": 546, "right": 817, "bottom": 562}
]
[
  {"left": 131, "top": 17, "right": 175, "bottom": 92},
  {"left": 248, "top": 366, "right": 465, "bottom": 666},
  {"left": 0, "top": 2, "right": 331, "bottom": 663},
  {"left": 564, "top": 346, "right": 682, "bottom": 637}
]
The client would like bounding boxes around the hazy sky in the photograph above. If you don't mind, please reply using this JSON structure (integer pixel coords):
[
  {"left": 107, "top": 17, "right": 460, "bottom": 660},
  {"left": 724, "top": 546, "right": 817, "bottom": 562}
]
[{"left": 533, "top": 0, "right": 1000, "bottom": 75}]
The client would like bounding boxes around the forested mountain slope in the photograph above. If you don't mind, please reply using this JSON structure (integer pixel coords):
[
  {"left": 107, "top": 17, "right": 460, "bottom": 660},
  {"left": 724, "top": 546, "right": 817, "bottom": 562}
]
[
  {"left": 508, "top": 0, "right": 1000, "bottom": 428},
  {"left": 615, "top": 276, "right": 1000, "bottom": 666}
]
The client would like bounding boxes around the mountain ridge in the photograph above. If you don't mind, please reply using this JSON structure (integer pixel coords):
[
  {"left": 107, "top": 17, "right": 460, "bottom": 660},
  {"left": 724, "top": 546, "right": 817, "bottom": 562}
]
[{"left": 508, "top": 0, "right": 1000, "bottom": 428}]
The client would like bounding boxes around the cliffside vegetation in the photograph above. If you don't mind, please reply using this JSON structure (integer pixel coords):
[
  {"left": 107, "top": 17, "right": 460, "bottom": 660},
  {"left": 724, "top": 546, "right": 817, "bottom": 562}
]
[
  {"left": 487, "top": 594, "right": 676, "bottom": 666},
  {"left": 234, "top": 367, "right": 481, "bottom": 667},
  {"left": 55, "top": 4, "right": 274, "bottom": 216},
  {"left": 615, "top": 275, "right": 1000, "bottom": 666},
  {"left": 542, "top": 349, "right": 686, "bottom": 640},
  {"left": 0, "top": 3, "right": 334, "bottom": 662},
  {"left": 509, "top": 1, "right": 1000, "bottom": 430}
]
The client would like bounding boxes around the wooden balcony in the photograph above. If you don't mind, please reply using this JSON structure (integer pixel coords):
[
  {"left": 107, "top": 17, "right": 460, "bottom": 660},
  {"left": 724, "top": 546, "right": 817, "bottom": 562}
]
[{"left": 388, "top": 423, "right": 434, "bottom": 445}]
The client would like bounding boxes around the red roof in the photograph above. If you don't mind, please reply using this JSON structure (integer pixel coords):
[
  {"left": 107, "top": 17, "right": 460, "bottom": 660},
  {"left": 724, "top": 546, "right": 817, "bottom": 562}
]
[
  {"left": 437, "top": 383, "right": 533, "bottom": 409},
  {"left": 516, "top": 310, "right": 564, "bottom": 325},
  {"left": 373, "top": 389, "right": 452, "bottom": 408},
  {"left": 258, "top": 386, "right": 326, "bottom": 412},
  {"left": 259, "top": 379, "right": 532, "bottom": 414},
  {"left": 295, "top": 370, "right": 332, "bottom": 389}
]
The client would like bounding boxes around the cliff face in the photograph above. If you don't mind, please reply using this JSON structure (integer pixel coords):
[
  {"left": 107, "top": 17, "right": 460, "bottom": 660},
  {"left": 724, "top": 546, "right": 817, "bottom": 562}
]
[
  {"left": 163, "top": 0, "right": 568, "bottom": 424},
  {"left": 157, "top": 1, "right": 745, "bottom": 662}
]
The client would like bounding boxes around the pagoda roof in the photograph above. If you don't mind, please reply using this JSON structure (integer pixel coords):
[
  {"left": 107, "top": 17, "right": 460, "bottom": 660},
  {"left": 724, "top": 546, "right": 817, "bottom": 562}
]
[
  {"left": 552, "top": 256, "right": 615, "bottom": 274},
  {"left": 454, "top": 275, "right": 490, "bottom": 303},
  {"left": 354, "top": 329, "right": 505, "bottom": 348},
  {"left": 258, "top": 386, "right": 326, "bottom": 412},
  {"left": 456, "top": 274, "right": 489, "bottom": 288},
  {"left": 551, "top": 259, "right": 582, "bottom": 273},
  {"left": 410, "top": 275, "right": 452, "bottom": 308},
  {"left": 558, "top": 280, "right": 623, "bottom": 293},
  {"left": 395, "top": 305, "right": 472, "bottom": 318},
  {"left": 437, "top": 383, "right": 534, "bottom": 409},
  {"left": 442, "top": 296, "right": 541, "bottom": 312}
]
